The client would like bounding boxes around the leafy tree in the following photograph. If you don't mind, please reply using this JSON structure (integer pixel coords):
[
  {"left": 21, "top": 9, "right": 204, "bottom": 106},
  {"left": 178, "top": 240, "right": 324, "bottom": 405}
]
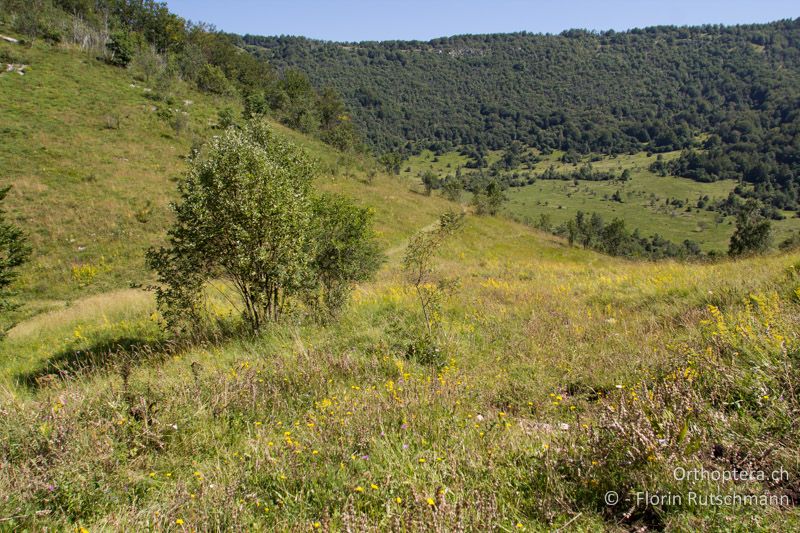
[
  {"left": 304, "top": 194, "right": 383, "bottom": 319},
  {"left": 197, "top": 63, "right": 232, "bottom": 95},
  {"left": 378, "top": 152, "right": 403, "bottom": 175},
  {"left": 441, "top": 176, "right": 463, "bottom": 202},
  {"left": 0, "top": 186, "right": 30, "bottom": 336},
  {"left": 106, "top": 30, "right": 143, "bottom": 67},
  {"left": 472, "top": 181, "right": 507, "bottom": 215},
  {"left": 421, "top": 170, "right": 440, "bottom": 195},
  {"left": 147, "top": 121, "right": 379, "bottom": 332},
  {"left": 729, "top": 200, "right": 772, "bottom": 257}
]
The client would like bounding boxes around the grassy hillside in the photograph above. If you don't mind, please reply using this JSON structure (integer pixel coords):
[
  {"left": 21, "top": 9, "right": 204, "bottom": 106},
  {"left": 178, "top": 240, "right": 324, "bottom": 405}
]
[
  {"left": 403, "top": 150, "right": 800, "bottom": 252},
  {"left": 0, "top": 37, "right": 451, "bottom": 315},
  {"left": 1, "top": 39, "right": 800, "bottom": 531}
]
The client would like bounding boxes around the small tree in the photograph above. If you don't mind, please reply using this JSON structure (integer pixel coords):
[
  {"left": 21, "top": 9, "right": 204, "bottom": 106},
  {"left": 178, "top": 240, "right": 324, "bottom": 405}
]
[
  {"left": 147, "top": 121, "right": 380, "bottom": 332},
  {"left": 441, "top": 176, "right": 463, "bottom": 202},
  {"left": 378, "top": 152, "right": 403, "bottom": 175},
  {"left": 472, "top": 181, "right": 506, "bottom": 215},
  {"left": 402, "top": 211, "right": 464, "bottom": 336},
  {"left": 0, "top": 186, "right": 30, "bottom": 336},
  {"left": 197, "top": 63, "right": 232, "bottom": 95},
  {"left": 421, "top": 170, "right": 440, "bottom": 195},
  {"left": 729, "top": 201, "right": 772, "bottom": 257},
  {"left": 304, "top": 194, "right": 383, "bottom": 319}
]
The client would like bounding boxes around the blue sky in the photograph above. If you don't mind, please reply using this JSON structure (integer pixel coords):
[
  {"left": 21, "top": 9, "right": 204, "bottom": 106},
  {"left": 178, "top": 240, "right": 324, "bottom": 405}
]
[{"left": 166, "top": 0, "right": 798, "bottom": 42}]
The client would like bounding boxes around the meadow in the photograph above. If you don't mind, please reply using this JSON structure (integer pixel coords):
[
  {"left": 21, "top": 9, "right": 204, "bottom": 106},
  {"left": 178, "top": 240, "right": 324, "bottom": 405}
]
[
  {"left": 1, "top": 37, "right": 799, "bottom": 531},
  {"left": 403, "top": 150, "right": 800, "bottom": 252}
]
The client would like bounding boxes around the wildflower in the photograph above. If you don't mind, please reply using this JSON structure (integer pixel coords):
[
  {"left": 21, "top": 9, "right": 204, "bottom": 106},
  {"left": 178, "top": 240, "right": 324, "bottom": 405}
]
[
  {"left": 395, "top": 497, "right": 402, "bottom": 504},
  {"left": 371, "top": 483, "right": 379, "bottom": 490},
  {"left": 355, "top": 486, "right": 365, "bottom": 493},
  {"left": 313, "top": 522, "right": 321, "bottom": 529},
  {"left": 176, "top": 519, "right": 184, "bottom": 525},
  {"left": 418, "top": 458, "right": 426, "bottom": 464},
  {"left": 426, "top": 497, "right": 436, "bottom": 506}
]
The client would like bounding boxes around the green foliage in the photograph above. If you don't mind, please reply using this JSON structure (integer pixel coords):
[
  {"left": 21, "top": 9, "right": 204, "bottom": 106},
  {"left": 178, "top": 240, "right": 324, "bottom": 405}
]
[
  {"left": 378, "top": 152, "right": 402, "bottom": 175},
  {"left": 562, "top": 210, "right": 703, "bottom": 259},
  {"left": 441, "top": 175, "right": 463, "bottom": 202},
  {"left": 729, "top": 200, "right": 772, "bottom": 256},
  {"left": 472, "top": 181, "right": 507, "bottom": 215},
  {"left": 420, "top": 170, "right": 440, "bottom": 195},
  {"left": 105, "top": 30, "right": 142, "bottom": 67},
  {"left": 147, "top": 121, "right": 315, "bottom": 332},
  {"left": 215, "top": 107, "right": 238, "bottom": 129},
  {"left": 248, "top": 23, "right": 800, "bottom": 211},
  {"left": 147, "top": 121, "right": 379, "bottom": 332},
  {"left": 402, "top": 211, "right": 464, "bottom": 337},
  {"left": 304, "top": 195, "right": 383, "bottom": 320},
  {"left": 196, "top": 63, "right": 232, "bottom": 95},
  {"left": 0, "top": 187, "right": 31, "bottom": 334}
]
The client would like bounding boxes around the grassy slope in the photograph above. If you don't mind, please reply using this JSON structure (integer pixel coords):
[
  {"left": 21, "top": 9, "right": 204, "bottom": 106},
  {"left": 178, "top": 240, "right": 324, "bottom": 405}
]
[
  {"left": 404, "top": 149, "right": 800, "bottom": 252},
  {"left": 0, "top": 38, "right": 452, "bottom": 314},
  {"left": 1, "top": 41, "right": 799, "bottom": 530}
]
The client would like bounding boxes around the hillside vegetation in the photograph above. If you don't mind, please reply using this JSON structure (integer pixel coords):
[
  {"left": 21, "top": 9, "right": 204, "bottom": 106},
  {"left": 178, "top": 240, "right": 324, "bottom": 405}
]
[
  {"left": 1, "top": 9, "right": 799, "bottom": 533},
  {"left": 247, "top": 22, "right": 800, "bottom": 213},
  {"left": 403, "top": 149, "right": 800, "bottom": 252}
]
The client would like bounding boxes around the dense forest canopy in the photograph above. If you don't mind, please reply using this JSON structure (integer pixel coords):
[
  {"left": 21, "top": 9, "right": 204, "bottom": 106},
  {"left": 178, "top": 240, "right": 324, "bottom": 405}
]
[{"left": 244, "top": 21, "right": 800, "bottom": 210}]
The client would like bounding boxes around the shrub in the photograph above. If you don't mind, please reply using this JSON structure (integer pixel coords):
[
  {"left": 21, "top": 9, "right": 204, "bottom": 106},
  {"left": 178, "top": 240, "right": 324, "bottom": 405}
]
[
  {"left": 0, "top": 186, "right": 30, "bottom": 334},
  {"left": 106, "top": 30, "right": 141, "bottom": 67},
  {"left": 729, "top": 200, "right": 772, "bottom": 256},
  {"left": 147, "top": 120, "right": 381, "bottom": 333},
  {"left": 303, "top": 195, "right": 383, "bottom": 320},
  {"left": 196, "top": 63, "right": 232, "bottom": 95}
]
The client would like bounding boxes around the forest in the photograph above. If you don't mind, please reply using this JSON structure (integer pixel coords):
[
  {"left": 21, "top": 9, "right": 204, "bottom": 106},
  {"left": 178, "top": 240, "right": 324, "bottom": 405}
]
[{"left": 245, "top": 22, "right": 800, "bottom": 211}]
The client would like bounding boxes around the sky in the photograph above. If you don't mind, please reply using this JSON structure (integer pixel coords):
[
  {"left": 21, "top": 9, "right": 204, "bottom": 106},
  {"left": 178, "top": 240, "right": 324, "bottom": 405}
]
[{"left": 165, "top": 0, "right": 798, "bottom": 42}]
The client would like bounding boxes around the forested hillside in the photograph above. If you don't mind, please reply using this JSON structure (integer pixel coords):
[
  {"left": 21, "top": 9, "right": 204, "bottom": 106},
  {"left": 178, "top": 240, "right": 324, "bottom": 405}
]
[{"left": 244, "top": 21, "right": 800, "bottom": 210}]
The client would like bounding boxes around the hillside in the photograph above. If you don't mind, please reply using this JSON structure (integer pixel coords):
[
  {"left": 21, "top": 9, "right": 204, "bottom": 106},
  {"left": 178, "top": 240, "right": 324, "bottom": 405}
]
[
  {"left": 403, "top": 149, "right": 800, "bottom": 252},
  {"left": 1, "top": 21, "right": 800, "bottom": 533},
  {"left": 0, "top": 37, "right": 450, "bottom": 316},
  {"left": 245, "top": 21, "right": 800, "bottom": 211}
]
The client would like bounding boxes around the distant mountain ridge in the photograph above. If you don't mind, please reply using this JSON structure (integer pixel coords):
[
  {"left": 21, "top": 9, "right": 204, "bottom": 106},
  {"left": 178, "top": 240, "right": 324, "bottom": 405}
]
[{"left": 240, "top": 20, "right": 800, "bottom": 210}]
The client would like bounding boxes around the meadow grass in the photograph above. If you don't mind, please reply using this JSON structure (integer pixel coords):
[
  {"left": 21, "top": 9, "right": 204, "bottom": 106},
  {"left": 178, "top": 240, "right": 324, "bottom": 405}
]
[
  {"left": 403, "top": 150, "right": 800, "bottom": 252},
  {"left": 1, "top": 39, "right": 799, "bottom": 531}
]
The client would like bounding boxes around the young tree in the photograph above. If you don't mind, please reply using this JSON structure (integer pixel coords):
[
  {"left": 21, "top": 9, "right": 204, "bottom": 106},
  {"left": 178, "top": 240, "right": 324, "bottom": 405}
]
[
  {"left": 421, "top": 170, "right": 440, "bottom": 195},
  {"left": 147, "top": 121, "right": 380, "bottom": 332},
  {"left": 402, "top": 211, "right": 464, "bottom": 336},
  {"left": 0, "top": 187, "right": 30, "bottom": 336},
  {"left": 304, "top": 194, "right": 383, "bottom": 319},
  {"left": 472, "top": 181, "right": 507, "bottom": 215},
  {"left": 441, "top": 176, "right": 463, "bottom": 202},
  {"left": 729, "top": 200, "right": 772, "bottom": 256},
  {"left": 378, "top": 152, "right": 403, "bottom": 175}
]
